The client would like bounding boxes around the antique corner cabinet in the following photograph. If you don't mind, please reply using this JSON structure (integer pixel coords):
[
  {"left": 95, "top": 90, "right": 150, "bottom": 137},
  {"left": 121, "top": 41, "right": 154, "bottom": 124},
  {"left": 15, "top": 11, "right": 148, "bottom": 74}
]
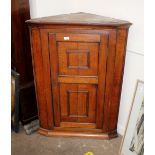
[{"left": 27, "top": 12, "right": 131, "bottom": 139}]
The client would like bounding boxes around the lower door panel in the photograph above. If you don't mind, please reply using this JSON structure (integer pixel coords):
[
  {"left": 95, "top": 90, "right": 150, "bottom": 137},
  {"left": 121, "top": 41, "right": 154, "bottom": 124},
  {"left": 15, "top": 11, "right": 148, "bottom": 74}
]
[{"left": 59, "top": 83, "right": 97, "bottom": 126}]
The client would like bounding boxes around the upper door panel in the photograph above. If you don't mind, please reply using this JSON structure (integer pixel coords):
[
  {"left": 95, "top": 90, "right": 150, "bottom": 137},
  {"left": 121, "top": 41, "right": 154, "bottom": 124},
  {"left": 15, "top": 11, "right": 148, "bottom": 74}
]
[{"left": 58, "top": 41, "right": 99, "bottom": 76}]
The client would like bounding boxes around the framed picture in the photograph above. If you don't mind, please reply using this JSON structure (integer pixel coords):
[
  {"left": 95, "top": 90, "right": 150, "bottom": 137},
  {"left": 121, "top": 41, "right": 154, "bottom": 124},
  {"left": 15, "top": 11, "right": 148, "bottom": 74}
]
[
  {"left": 11, "top": 70, "right": 20, "bottom": 132},
  {"left": 120, "top": 80, "right": 144, "bottom": 155}
]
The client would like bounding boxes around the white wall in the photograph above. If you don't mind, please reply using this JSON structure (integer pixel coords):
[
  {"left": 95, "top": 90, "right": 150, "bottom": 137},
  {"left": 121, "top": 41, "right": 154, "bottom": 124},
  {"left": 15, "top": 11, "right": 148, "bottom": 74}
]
[
  {"left": 118, "top": 52, "right": 143, "bottom": 134},
  {"left": 29, "top": 0, "right": 144, "bottom": 135}
]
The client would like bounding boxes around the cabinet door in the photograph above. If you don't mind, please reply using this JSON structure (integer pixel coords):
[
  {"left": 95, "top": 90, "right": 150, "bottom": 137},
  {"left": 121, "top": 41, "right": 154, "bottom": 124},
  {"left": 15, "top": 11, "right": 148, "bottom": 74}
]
[{"left": 48, "top": 32, "right": 108, "bottom": 129}]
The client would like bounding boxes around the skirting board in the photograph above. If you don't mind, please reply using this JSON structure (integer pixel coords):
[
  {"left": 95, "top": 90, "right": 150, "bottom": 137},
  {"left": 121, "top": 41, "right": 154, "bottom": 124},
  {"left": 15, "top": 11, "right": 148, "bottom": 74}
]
[{"left": 117, "top": 124, "right": 125, "bottom": 136}]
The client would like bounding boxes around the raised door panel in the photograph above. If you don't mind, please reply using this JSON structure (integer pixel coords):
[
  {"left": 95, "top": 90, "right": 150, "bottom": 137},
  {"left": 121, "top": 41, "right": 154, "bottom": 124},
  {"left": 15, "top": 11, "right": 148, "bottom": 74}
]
[
  {"left": 60, "top": 83, "right": 97, "bottom": 124},
  {"left": 77, "top": 84, "right": 97, "bottom": 123},
  {"left": 78, "top": 43, "right": 98, "bottom": 76},
  {"left": 58, "top": 42, "right": 78, "bottom": 75},
  {"left": 60, "top": 84, "right": 78, "bottom": 122},
  {"left": 58, "top": 41, "right": 99, "bottom": 76}
]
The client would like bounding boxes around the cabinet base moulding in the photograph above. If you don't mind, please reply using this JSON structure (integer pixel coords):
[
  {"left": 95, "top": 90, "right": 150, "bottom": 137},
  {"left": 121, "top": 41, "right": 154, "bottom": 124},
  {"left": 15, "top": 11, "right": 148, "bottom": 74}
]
[{"left": 38, "top": 128, "right": 118, "bottom": 140}]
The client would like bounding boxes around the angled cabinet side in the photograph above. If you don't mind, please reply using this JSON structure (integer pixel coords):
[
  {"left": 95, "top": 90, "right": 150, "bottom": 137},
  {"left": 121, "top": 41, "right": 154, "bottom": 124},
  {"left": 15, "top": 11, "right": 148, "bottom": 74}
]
[{"left": 30, "top": 27, "right": 54, "bottom": 129}]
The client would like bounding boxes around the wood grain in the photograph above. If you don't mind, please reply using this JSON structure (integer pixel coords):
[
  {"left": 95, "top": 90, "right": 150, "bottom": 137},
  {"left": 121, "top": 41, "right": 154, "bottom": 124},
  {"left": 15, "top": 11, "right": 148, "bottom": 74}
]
[
  {"left": 58, "top": 42, "right": 99, "bottom": 76},
  {"left": 38, "top": 128, "right": 112, "bottom": 140},
  {"left": 40, "top": 31, "right": 54, "bottom": 129},
  {"left": 102, "top": 30, "right": 117, "bottom": 132},
  {"left": 56, "top": 33, "right": 100, "bottom": 42},
  {"left": 12, "top": 0, "right": 38, "bottom": 124},
  {"left": 60, "top": 122, "right": 96, "bottom": 129},
  {"left": 108, "top": 28, "right": 129, "bottom": 132},
  {"left": 58, "top": 76, "right": 98, "bottom": 84},
  {"left": 48, "top": 33, "right": 61, "bottom": 127},
  {"left": 26, "top": 12, "right": 132, "bottom": 27},
  {"left": 96, "top": 34, "right": 108, "bottom": 129},
  {"left": 30, "top": 28, "right": 48, "bottom": 128}
]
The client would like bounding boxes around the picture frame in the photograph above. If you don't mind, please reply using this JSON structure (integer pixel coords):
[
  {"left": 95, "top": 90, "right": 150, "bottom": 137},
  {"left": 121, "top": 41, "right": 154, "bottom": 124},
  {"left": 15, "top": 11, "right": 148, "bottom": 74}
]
[
  {"left": 120, "top": 80, "right": 144, "bottom": 155},
  {"left": 11, "top": 70, "right": 20, "bottom": 133}
]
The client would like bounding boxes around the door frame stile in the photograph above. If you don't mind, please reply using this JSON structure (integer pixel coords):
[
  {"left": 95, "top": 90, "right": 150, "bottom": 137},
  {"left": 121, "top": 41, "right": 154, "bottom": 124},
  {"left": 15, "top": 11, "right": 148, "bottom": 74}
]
[
  {"left": 48, "top": 33, "right": 61, "bottom": 127},
  {"left": 96, "top": 32, "right": 109, "bottom": 129}
]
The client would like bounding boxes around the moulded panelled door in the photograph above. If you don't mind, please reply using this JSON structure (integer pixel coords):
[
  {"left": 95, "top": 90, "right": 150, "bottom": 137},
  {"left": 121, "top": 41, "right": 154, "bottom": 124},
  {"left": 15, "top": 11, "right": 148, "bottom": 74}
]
[
  {"left": 28, "top": 12, "right": 131, "bottom": 139},
  {"left": 48, "top": 32, "right": 108, "bottom": 129}
]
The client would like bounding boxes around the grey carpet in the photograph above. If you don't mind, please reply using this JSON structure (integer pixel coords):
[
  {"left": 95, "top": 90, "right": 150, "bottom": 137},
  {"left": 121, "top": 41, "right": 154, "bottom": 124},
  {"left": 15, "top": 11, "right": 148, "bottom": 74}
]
[{"left": 11, "top": 126, "right": 122, "bottom": 155}]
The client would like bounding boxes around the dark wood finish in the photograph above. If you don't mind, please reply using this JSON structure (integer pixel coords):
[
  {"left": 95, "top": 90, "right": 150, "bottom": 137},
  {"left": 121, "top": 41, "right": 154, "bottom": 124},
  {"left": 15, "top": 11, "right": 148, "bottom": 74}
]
[
  {"left": 11, "top": 0, "right": 38, "bottom": 124},
  {"left": 27, "top": 12, "right": 131, "bottom": 139},
  {"left": 96, "top": 34, "right": 108, "bottom": 129},
  {"left": 26, "top": 12, "right": 131, "bottom": 27}
]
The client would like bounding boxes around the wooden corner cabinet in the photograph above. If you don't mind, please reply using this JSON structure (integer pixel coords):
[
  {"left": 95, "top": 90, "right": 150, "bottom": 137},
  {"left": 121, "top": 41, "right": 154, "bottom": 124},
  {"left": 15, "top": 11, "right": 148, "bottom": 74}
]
[{"left": 27, "top": 12, "right": 131, "bottom": 139}]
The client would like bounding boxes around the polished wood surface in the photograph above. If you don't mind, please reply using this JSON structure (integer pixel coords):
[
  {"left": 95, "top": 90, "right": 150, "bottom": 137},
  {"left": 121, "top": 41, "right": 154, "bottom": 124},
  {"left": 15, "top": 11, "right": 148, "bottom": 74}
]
[
  {"left": 11, "top": 0, "right": 38, "bottom": 124},
  {"left": 28, "top": 12, "right": 131, "bottom": 139},
  {"left": 58, "top": 76, "right": 98, "bottom": 84},
  {"left": 26, "top": 12, "right": 131, "bottom": 27},
  {"left": 38, "top": 128, "right": 117, "bottom": 140},
  {"left": 56, "top": 33, "right": 100, "bottom": 42},
  {"left": 59, "top": 84, "right": 97, "bottom": 123}
]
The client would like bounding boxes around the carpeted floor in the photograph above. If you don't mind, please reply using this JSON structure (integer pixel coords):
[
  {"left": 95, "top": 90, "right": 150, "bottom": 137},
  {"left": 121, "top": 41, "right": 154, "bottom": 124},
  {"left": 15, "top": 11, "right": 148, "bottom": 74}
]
[{"left": 11, "top": 126, "right": 122, "bottom": 155}]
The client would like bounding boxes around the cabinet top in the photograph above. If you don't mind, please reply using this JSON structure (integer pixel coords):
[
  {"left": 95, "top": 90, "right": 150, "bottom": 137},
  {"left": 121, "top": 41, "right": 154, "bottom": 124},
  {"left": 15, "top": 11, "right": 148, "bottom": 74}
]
[{"left": 26, "top": 12, "right": 132, "bottom": 27}]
